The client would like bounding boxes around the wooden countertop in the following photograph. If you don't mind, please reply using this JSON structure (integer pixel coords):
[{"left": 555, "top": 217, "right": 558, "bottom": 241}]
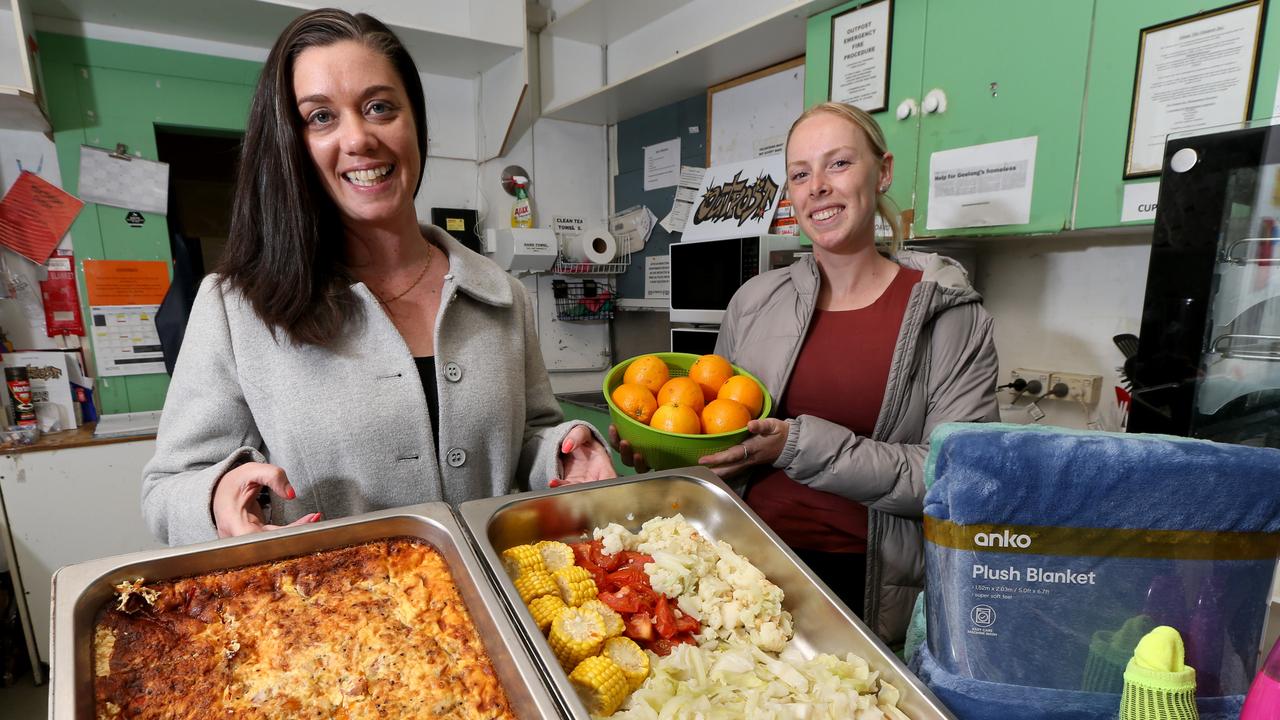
[{"left": 1, "top": 422, "right": 156, "bottom": 454}]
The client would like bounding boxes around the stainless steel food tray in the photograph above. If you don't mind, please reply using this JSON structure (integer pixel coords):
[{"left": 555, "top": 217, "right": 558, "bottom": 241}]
[
  {"left": 49, "top": 503, "right": 564, "bottom": 719},
  {"left": 459, "top": 467, "right": 956, "bottom": 720}
]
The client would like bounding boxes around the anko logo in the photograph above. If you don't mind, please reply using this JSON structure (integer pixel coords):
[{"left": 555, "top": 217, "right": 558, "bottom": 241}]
[{"left": 974, "top": 529, "right": 1032, "bottom": 549}]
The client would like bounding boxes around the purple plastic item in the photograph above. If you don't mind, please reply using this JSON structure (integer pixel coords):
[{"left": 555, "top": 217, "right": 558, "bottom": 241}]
[
  {"left": 1185, "top": 576, "right": 1227, "bottom": 696},
  {"left": 1241, "top": 636, "right": 1280, "bottom": 719}
]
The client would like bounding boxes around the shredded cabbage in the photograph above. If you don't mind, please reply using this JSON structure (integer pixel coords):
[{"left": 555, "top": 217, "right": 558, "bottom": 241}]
[{"left": 590, "top": 516, "right": 910, "bottom": 720}]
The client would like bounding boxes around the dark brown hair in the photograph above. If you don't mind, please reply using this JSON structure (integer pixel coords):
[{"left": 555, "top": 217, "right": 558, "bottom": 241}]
[{"left": 219, "top": 9, "right": 428, "bottom": 346}]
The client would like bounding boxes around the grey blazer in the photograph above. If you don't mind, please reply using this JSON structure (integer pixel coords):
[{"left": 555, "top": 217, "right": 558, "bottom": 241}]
[{"left": 142, "top": 227, "right": 593, "bottom": 546}]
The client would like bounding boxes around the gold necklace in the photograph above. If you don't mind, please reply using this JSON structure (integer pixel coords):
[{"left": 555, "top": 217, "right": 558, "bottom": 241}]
[{"left": 373, "top": 248, "right": 433, "bottom": 305}]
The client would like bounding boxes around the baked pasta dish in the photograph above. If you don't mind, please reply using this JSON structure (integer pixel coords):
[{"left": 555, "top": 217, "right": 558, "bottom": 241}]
[{"left": 93, "top": 538, "right": 515, "bottom": 719}]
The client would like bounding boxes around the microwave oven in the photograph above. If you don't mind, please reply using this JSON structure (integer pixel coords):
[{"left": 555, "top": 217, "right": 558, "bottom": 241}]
[{"left": 668, "top": 234, "right": 806, "bottom": 324}]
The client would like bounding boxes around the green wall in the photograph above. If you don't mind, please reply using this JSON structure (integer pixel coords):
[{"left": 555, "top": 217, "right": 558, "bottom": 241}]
[{"left": 40, "top": 33, "right": 260, "bottom": 414}]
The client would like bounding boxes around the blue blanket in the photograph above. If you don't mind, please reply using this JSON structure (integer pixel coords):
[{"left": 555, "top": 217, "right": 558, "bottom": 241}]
[
  {"left": 924, "top": 423, "right": 1280, "bottom": 532},
  {"left": 918, "top": 423, "right": 1280, "bottom": 717}
]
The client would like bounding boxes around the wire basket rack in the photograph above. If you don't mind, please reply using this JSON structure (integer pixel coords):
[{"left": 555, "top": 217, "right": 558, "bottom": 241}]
[
  {"left": 552, "top": 278, "right": 616, "bottom": 321},
  {"left": 550, "top": 246, "right": 632, "bottom": 275}
]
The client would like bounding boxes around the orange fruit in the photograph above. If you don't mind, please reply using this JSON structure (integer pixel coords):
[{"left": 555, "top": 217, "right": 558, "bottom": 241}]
[
  {"left": 650, "top": 402, "right": 702, "bottom": 435},
  {"left": 623, "top": 355, "right": 670, "bottom": 395},
  {"left": 688, "top": 354, "right": 734, "bottom": 403},
  {"left": 701, "top": 398, "right": 751, "bottom": 434},
  {"left": 657, "top": 377, "right": 706, "bottom": 414},
  {"left": 717, "top": 375, "right": 764, "bottom": 417},
  {"left": 612, "top": 382, "right": 658, "bottom": 424}
]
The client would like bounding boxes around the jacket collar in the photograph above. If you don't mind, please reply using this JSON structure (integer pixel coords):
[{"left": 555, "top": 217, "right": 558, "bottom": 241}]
[{"left": 424, "top": 224, "right": 514, "bottom": 307}]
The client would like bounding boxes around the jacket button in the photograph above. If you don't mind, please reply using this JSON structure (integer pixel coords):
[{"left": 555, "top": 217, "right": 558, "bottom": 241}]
[
  {"left": 444, "top": 362, "right": 463, "bottom": 382},
  {"left": 446, "top": 447, "right": 467, "bottom": 467}
]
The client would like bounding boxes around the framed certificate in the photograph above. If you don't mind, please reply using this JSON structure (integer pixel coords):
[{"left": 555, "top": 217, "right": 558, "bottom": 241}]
[
  {"left": 1124, "top": 0, "right": 1265, "bottom": 178},
  {"left": 828, "top": 0, "right": 893, "bottom": 113}
]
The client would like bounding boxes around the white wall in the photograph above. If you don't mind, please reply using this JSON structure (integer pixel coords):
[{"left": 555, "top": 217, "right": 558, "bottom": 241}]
[
  {"left": 973, "top": 232, "right": 1152, "bottom": 430},
  {"left": 479, "top": 116, "right": 613, "bottom": 394}
]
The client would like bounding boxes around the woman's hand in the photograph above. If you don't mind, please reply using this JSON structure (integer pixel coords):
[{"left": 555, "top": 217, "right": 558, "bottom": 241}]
[
  {"left": 551, "top": 425, "right": 618, "bottom": 487},
  {"left": 607, "top": 424, "right": 650, "bottom": 474},
  {"left": 698, "top": 418, "right": 791, "bottom": 479},
  {"left": 212, "top": 462, "right": 321, "bottom": 538}
]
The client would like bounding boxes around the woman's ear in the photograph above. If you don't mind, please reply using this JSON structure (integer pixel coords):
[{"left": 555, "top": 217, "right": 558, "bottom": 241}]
[{"left": 878, "top": 151, "right": 895, "bottom": 193}]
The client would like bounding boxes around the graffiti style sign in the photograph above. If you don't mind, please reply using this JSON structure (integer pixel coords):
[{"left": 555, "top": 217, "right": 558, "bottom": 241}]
[{"left": 681, "top": 155, "right": 785, "bottom": 242}]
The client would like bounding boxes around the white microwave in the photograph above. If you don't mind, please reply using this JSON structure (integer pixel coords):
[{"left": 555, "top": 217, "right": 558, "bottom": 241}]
[{"left": 668, "top": 234, "right": 806, "bottom": 324}]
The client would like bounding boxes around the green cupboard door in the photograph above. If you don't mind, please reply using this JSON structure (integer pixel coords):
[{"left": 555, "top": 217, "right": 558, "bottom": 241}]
[
  {"left": 66, "top": 67, "right": 254, "bottom": 413},
  {"left": 911, "top": 0, "right": 1093, "bottom": 238},
  {"left": 803, "top": 0, "right": 927, "bottom": 229},
  {"left": 1075, "top": 0, "right": 1280, "bottom": 230}
]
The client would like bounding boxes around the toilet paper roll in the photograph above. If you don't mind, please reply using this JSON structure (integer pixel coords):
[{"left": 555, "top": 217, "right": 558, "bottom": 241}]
[{"left": 562, "top": 227, "right": 618, "bottom": 265}]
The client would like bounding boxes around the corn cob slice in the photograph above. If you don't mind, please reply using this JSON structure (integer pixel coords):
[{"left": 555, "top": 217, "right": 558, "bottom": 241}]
[
  {"left": 527, "top": 594, "right": 568, "bottom": 632},
  {"left": 569, "top": 655, "right": 629, "bottom": 716},
  {"left": 501, "top": 544, "right": 546, "bottom": 578},
  {"left": 536, "top": 540, "right": 575, "bottom": 572},
  {"left": 553, "top": 565, "right": 598, "bottom": 607},
  {"left": 580, "top": 599, "right": 625, "bottom": 639},
  {"left": 513, "top": 570, "right": 557, "bottom": 604},
  {"left": 602, "top": 636, "right": 649, "bottom": 692},
  {"left": 549, "top": 607, "right": 606, "bottom": 670}
]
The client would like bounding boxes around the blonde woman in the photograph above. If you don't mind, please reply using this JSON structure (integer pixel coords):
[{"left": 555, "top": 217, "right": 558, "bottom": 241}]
[{"left": 621, "top": 102, "right": 999, "bottom": 645}]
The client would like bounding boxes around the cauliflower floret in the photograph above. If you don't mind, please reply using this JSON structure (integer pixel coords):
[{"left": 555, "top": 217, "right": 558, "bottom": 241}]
[{"left": 592, "top": 522, "right": 636, "bottom": 555}]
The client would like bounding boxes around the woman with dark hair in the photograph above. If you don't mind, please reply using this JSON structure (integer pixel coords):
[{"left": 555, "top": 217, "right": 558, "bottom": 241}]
[{"left": 142, "top": 9, "right": 615, "bottom": 546}]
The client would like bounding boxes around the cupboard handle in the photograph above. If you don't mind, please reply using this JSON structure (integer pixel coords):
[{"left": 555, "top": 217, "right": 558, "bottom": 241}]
[
  {"left": 922, "top": 88, "right": 947, "bottom": 114},
  {"left": 896, "top": 98, "right": 918, "bottom": 121}
]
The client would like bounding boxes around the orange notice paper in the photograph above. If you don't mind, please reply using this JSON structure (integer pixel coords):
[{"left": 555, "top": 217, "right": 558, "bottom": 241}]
[
  {"left": 0, "top": 171, "right": 84, "bottom": 264},
  {"left": 83, "top": 260, "right": 170, "bottom": 306}
]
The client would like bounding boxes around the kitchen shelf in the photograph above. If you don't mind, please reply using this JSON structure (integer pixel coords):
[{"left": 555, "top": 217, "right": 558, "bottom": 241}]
[
  {"left": 543, "top": 0, "right": 688, "bottom": 45},
  {"left": 541, "top": 0, "right": 846, "bottom": 125}
]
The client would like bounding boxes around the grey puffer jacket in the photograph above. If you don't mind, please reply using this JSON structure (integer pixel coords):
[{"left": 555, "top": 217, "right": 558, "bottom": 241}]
[{"left": 715, "top": 250, "right": 999, "bottom": 645}]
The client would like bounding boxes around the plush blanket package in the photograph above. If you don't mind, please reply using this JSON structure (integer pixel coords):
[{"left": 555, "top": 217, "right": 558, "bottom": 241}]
[{"left": 914, "top": 423, "right": 1280, "bottom": 720}]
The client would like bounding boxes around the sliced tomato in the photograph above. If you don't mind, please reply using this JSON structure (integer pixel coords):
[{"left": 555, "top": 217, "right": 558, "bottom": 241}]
[
  {"left": 589, "top": 543, "right": 623, "bottom": 572},
  {"left": 605, "top": 566, "right": 648, "bottom": 589},
  {"left": 654, "top": 595, "right": 678, "bottom": 639},
  {"left": 569, "top": 542, "right": 595, "bottom": 567},
  {"left": 623, "top": 612, "right": 654, "bottom": 642},
  {"left": 618, "top": 551, "right": 654, "bottom": 567},
  {"left": 672, "top": 631, "right": 697, "bottom": 646},
  {"left": 673, "top": 611, "right": 700, "bottom": 634},
  {"left": 597, "top": 587, "right": 643, "bottom": 614}
]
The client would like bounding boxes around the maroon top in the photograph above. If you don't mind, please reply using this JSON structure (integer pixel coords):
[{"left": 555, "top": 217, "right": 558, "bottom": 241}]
[{"left": 746, "top": 266, "right": 922, "bottom": 553}]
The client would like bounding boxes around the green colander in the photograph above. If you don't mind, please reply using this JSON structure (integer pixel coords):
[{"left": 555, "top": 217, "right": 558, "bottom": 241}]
[{"left": 604, "top": 352, "right": 773, "bottom": 471}]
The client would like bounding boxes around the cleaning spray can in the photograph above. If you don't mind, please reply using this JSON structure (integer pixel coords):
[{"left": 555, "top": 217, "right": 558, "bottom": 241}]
[
  {"left": 511, "top": 179, "right": 533, "bottom": 228},
  {"left": 5, "top": 366, "right": 36, "bottom": 427}
]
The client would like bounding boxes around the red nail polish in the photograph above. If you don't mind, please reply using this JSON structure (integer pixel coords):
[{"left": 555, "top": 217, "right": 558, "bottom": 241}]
[
  {"left": 561, "top": 440, "right": 575, "bottom": 454},
  {"left": 286, "top": 487, "right": 296, "bottom": 500}
]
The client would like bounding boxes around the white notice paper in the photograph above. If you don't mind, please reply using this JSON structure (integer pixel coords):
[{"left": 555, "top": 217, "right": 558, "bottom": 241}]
[
  {"left": 1121, "top": 182, "right": 1160, "bottom": 223},
  {"left": 927, "top": 136, "right": 1038, "bottom": 230},
  {"left": 829, "top": 0, "right": 891, "bottom": 112},
  {"left": 78, "top": 145, "right": 170, "bottom": 215},
  {"left": 643, "top": 138, "right": 680, "bottom": 191},
  {"left": 90, "top": 304, "right": 167, "bottom": 376},
  {"left": 1128, "top": 2, "right": 1262, "bottom": 176},
  {"left": 660, "top": 166, "right": 707, "bottom": 233},
  {"left": 645, "top": 255, "right": 671, "bottom": 299}
]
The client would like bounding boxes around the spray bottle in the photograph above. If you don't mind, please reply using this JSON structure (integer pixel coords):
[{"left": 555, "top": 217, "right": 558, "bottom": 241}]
[{"left": 511, "top": 176, "right": 533, "bottom": 228}]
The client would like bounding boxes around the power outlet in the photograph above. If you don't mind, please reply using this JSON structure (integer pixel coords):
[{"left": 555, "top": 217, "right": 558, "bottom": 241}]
[
  {"left": 1050, "top": 371, "right": 1103, "bottom": 405},
  {"left": 1009, "top": 368, "right": 1051, "bottom": 395}
]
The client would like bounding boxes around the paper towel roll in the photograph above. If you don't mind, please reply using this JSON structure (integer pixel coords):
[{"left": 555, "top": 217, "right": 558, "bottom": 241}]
[{"left": 562, "top": 227, "right": 618, "bottom": 265}]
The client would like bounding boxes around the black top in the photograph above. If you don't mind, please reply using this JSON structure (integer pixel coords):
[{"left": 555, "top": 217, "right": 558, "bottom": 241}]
[{"left": 414, "top": 356, "right": 440, "bottom": 447}]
